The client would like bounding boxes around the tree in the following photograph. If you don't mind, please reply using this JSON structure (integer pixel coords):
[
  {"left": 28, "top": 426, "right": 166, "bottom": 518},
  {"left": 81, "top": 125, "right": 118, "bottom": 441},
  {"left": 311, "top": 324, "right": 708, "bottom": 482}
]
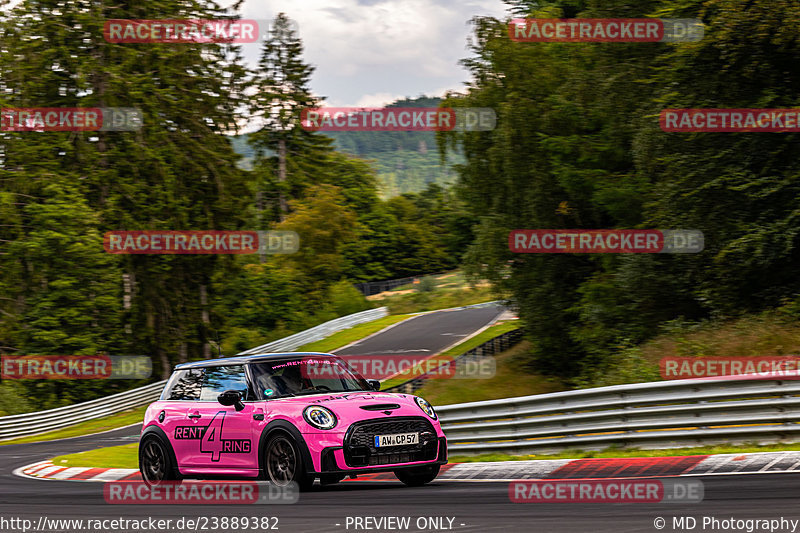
[
  {"left": 0, "top": 180, "right": 127, "bottom": 408},
  {"left": 0, "top": 0, "right": 251, "bottom": 381},
  {"left": 442, "top": 0, "right": 666, "bottom": 377},
  {"left": 634, "top": 0, "right": 800, "bottom": 316},
  {"left": 248, "top": 13, "right": 333, "bottom": 221},
  {"left": 275, "top": 184, "right": 359, "bottom": 291}
]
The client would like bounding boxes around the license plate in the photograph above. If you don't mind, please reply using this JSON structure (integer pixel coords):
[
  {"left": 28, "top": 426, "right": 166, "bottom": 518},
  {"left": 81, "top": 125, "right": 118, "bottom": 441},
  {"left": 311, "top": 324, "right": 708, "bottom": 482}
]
[{"left": 374, "top": 432, "right": 418, "bottom": 447}]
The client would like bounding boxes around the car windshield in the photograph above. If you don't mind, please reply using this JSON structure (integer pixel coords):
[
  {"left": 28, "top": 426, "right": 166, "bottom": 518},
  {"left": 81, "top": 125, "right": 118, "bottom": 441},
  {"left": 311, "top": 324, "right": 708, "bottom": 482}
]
[{"left": 249, "top": 357, "right": 370, "bottom": 399}]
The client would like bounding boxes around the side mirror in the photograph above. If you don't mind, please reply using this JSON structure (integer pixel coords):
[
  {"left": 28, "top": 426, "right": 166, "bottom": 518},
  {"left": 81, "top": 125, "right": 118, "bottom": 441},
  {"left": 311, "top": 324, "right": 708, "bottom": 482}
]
[
  {"left": 367, "top": 379, "right": 381, "bottom": 391},
  {"left": 218, "top": 390, "right": 245, "bottom": 412}
]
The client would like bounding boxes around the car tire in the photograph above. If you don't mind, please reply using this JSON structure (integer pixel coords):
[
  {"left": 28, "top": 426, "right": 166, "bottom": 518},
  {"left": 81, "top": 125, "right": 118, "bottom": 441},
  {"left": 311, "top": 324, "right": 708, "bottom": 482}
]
[
  {"left": 139, "top": 435, "right": 180, "bottom": 487},
  {"left": 394, "top": 464, "right": 440, "bottom": 487},
  {"left": 264, "top": 432, "right": 314, "bottom": 491}
]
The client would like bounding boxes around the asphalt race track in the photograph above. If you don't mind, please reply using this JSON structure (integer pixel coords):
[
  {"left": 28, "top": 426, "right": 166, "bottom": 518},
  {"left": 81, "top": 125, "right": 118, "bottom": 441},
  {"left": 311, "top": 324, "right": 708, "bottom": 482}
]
[
  {"left": 2, "top": 306, "right": 800, "bottom": 532},
  {"left": 334, "top": 304, "right": 506, "bottom": 358},
  {"left": 3, "top": 431, "right": 800, "bottom": 533}
]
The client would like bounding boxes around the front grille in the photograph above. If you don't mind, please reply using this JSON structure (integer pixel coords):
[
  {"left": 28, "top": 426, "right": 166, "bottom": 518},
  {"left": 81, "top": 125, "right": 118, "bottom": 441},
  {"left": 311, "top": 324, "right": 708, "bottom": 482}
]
[{"left": 344, "top": 416, "right": 438, "bottom": 467}]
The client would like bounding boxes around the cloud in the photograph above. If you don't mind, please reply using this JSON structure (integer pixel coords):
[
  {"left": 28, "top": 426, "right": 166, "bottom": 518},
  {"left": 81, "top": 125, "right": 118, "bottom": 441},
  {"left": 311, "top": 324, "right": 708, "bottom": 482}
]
[
  {"left": 2, "top": 0, "right": 508, "bottom": 108},
  {"left": 353, "top": 92, "right": 407, "bottom": 108},
  {"left": 241, "top": 0, "right": 508, "bottom": 104}
]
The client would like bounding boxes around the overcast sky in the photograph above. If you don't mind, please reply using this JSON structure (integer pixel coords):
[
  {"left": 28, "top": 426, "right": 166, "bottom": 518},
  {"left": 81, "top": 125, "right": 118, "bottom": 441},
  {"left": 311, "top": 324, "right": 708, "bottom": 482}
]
[
  {"left": 237, "top": 0, "right": 509, "bottom": 107},
  {"left": 3, "top": 0, "right": 510, "bottom": 107}
]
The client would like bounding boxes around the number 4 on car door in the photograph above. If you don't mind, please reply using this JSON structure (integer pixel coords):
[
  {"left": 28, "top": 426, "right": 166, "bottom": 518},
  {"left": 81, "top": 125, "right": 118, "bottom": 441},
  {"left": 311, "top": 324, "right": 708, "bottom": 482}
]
[
  {"left": 200, "top": 411, "right": 226, "bottom": 461},
  {"left": 196, "top": 410, "right": 254, "bottom": 464}
]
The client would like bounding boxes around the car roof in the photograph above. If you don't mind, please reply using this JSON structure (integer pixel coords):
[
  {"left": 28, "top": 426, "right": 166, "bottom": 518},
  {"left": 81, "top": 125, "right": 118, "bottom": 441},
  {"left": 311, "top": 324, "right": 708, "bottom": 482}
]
[{"left": 174, "top": 352, "right": 338, "bottom": 370}]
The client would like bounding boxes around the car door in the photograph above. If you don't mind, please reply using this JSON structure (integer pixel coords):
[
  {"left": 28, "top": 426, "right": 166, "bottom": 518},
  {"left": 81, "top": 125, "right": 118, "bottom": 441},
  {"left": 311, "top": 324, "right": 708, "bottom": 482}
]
[
  {"left": 182, "top": 364, "right": 258, "bottom": 472},
  {"left": 158, "top": 367, "right": 205, "bottom": 471}
]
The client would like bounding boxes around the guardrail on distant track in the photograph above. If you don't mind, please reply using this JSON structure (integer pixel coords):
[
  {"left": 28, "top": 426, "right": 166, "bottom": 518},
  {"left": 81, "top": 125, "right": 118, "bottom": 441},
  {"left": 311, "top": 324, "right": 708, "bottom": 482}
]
[
  {"left": 383, "top": 328, "right": 524, "bottom": 394},
  {"left": 0, "top": 307, "right": 387, "bottom": 440}
]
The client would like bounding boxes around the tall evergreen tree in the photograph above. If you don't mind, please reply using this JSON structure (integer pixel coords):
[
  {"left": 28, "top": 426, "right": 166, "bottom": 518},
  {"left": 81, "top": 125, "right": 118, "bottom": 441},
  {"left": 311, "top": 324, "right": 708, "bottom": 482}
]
[
  {"left": 442, "top": 0, "right": 666, "bottom": 378},
  {"left": 248, "top": 12, "right": 334, "bottom": 221},
  {"left": 0, "top": 0, "right": 251, "bottom": 382}
]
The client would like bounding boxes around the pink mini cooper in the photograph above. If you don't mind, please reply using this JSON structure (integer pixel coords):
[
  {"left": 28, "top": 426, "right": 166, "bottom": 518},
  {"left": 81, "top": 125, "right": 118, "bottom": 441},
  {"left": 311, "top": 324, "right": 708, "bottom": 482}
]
[{"left": 139, "top": 352, "right": 447, "bottom": 489}]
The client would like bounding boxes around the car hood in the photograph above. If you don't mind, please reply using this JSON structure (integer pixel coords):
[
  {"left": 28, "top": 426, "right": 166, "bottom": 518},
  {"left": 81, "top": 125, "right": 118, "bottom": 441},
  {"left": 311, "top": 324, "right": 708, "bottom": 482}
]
[{"left": 263, "top": 391, "right": 433, "bottom": 428}]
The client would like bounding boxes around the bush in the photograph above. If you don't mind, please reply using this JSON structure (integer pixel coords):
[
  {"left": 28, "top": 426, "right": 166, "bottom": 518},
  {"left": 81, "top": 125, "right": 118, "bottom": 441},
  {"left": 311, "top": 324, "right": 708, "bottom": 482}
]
[
  {"left": 328, "top": 280, "right": 373, "bottom": 316},
  {"left": 574, "top": 345, "right": 661, "bottom": 389},
  {"left": 416, "top": 276, "right": 436, "bottom": 293},
  {"left": 0, "top": 381, "right": 34, "bottom": 416}
]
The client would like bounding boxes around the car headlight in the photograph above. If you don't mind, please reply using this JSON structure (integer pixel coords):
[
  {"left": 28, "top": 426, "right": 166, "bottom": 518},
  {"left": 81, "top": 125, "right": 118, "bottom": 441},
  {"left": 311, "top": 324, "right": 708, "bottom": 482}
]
[
  {"left": 303, "top": 406, "right": 337, "bottom": 430},
  {"left": 414, "top": 397, "right": 437, "bottom": 420}
]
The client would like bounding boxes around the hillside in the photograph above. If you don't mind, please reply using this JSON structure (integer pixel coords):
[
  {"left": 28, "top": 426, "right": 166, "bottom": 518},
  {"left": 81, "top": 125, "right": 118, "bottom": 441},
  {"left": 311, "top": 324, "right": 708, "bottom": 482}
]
[
  {"left": 231, "top": 96, "right": 464, "bottom": 197},
  {"left": 416, "top": 307, "right": 800, "bottom": 406}
]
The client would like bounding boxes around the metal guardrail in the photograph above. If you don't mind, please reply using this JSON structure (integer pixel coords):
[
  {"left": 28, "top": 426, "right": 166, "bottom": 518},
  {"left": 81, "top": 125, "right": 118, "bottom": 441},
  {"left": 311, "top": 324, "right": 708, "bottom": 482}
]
[
  {"left": 0, "top": 307, "right": 388, "bottom": 440},
  {"left": 0, "top": 381, "right": 167, "bottom": 440},
  {"left": 446, "top": 300, "right": 504, "bottom": 311},
  {"left": 238, "top": 307, "right": 388, "bottom": 355},
  {"left": 384, "top": 328, "right": 524, "bottom": 394},
  {"left": 353, "top": 273, "right": 448, "bottom": 296},
  {"left": 436, "top": 375, "right": 800, "bottom": 455}
]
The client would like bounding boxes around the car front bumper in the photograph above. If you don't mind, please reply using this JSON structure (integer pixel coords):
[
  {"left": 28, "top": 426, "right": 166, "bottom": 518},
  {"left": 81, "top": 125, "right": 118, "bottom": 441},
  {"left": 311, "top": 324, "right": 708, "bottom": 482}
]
[
  {"left": 314, "top": 436, "right": 448, "bottom": 476},
  {"left": 303, "top": 416, "right": 447, "bottom": 475}
]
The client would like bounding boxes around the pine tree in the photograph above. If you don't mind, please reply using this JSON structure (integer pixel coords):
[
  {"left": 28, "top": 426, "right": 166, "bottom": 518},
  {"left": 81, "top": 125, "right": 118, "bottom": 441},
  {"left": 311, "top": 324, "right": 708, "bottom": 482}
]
[
  {"left": 0, "top": 0, "right": 251, "bottom": 383},
  {"left": 248, "top": 12, "right": 334, "bottom": 221}
]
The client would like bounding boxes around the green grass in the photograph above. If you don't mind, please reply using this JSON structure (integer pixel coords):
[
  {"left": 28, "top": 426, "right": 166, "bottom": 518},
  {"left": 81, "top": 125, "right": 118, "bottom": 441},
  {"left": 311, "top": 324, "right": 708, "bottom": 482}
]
[
  {"left": 371, "top": 271, "right": 468, "bottom": 295},
  {"left": 583, "top": 310, "right": 800, "bottom": 388},
  {"left": 295, "top": 314, "right": 412, "bottom": 352},
  {"left": 414, "top": 340, "right": 565, "bottom": 405},
  {"left": 0, "top": 406, "right": 147, "bottom": 446},
  {"left": 439, "top": 321, "right": 521, "bottom": 359},
  {"left": 366, "top": 271, "right": 501, "bottom": 315},
  {"left": 383, "top": 285, "right": 498, "bottom": 315},
  {"left": 52, "top": 442, "right": 140, "bottom": 469},
  {"left": 449, "top": 442, "right": 800, "bottom": 462}
]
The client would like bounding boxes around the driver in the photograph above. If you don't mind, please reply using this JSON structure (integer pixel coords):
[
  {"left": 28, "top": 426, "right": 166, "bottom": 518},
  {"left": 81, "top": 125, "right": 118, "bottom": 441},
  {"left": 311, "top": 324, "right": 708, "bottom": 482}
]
[{"left": 280, "top": 364, "right": 305, "bottom": 394}]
